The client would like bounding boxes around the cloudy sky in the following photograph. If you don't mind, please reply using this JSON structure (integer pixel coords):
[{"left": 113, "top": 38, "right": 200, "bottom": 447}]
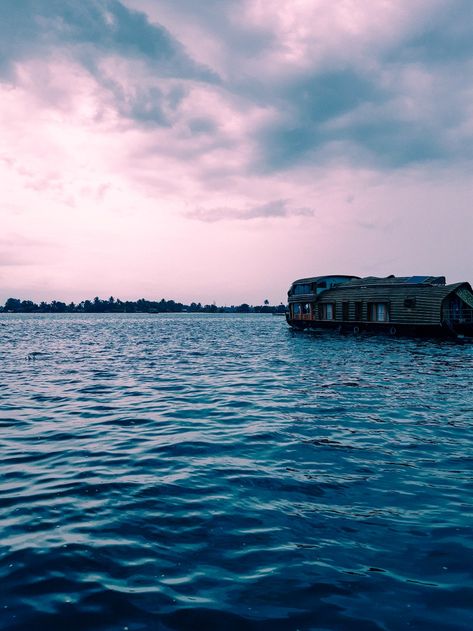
[{"left": 1, "top": 0, "right": 473, "bottom": 304}]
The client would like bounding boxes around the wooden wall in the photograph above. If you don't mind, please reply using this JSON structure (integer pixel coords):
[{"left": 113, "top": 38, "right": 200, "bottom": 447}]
[{"left": 288, "top": 283, "right": 467, "bottom": 325}]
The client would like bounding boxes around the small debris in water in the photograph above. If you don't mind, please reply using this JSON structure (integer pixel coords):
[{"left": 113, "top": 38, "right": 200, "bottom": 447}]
[{"left": 26, "top": 352, "right": 49, "bottom": 360}]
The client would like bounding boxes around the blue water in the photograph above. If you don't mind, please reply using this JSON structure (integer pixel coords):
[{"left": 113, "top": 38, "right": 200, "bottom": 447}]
[{"left": 1, "top": 314, "right": 472, "bottom": 631}]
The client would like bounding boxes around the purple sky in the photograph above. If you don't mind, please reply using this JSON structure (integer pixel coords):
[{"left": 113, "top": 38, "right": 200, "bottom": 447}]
[{"left": 1, "top": 0, "right": 473, "bottom": 304}]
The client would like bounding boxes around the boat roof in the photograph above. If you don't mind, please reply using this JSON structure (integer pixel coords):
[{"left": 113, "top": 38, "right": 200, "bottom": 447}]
[
  {"left": 292, "top": 275, "right": 447, "bottom": 287},
  {"left": 342, "top": 275, "right": 446, "bottom": 287},
  {"left": 291, "top": 275, "right": 360, "bottom": 285},
  {"left": 314, "top": 281, "right": 471, "bottom": 303}
]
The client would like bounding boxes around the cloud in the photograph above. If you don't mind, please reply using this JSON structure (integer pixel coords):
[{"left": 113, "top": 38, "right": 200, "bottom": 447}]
[
  {"left": 1, "top": 0, "right": 473, "bottom": 303},
  {"left": 202, "top": 0, "right": 473, "bottom": 172},
  {"left": 0, "top": 235, "right": 53, "bottom": 267},
  {"left": 187, "top": 199, "right": 314, "bottom": 222},
  {"left": 395, "top": 0, "right": 473, "bottom": 64},
  {"left": 0, "top": 0, "right": 218, "bottom": 126},
  {"left": 198, "top": 2, "right": 470, "bottom": 171},
  {"left": 3, "top": 0, "right": 473, "bottom": 171},
  {"left": 0, "top": 0, "right": 217, "bottom": 80}
]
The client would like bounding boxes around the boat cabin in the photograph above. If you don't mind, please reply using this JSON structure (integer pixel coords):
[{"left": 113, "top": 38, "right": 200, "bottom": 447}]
[{"left": 287, "top": 274, "right": 473, "bottom": 337}]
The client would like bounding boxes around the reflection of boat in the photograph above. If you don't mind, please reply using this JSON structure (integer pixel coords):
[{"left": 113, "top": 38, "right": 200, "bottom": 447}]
[{"left": 286, "top": 275, "right": 473, "bottom": 338}]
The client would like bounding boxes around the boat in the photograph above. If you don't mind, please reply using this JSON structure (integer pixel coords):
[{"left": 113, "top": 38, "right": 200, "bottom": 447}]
[{"left": 286, "top": 275, "right": 473, "bottom": 338}]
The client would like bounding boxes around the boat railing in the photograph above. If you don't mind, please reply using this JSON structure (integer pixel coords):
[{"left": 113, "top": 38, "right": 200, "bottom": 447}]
[{"left": 292, "top": 308, "right": 473, "bottom": 325}]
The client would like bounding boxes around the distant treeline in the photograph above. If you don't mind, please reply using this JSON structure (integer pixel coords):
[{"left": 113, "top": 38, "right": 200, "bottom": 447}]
[{"left": 0, "top": 297, "right": 287, "bottom": 314}]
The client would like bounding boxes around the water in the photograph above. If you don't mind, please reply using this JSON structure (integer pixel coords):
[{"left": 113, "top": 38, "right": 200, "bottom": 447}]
[{"left": 1, "top": 313, "right": 472, "bottom": 631}]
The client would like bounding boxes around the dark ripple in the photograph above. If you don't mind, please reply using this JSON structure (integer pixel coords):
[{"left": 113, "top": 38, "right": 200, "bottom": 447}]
[{"left": 1, "top": 313, "right": 473, "bottom": 630}]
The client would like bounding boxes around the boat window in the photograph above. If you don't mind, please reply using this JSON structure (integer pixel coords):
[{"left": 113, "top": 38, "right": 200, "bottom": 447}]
[
  {"left": 342, "top": 302, "right": 349, "bottom": 320},
  {"left": 293, "top": 284, "right": 312, "bottom": 295},
  {"left": 319, "top": 303, "right": 335, "bottom": 320},
  {"left": 354, "top": 301, "right": 362, "bottom": 320},
  {"left": 293, "top": 304, "right": 301, "bottom": 315},
  {"left": 368, "top": 302, "right": 389, "bottom": 322}
]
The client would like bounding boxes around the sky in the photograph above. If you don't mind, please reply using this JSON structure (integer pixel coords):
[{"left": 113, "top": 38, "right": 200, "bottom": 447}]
[{"left": 1, "top": 0, "right": 473, "bottom": 305}]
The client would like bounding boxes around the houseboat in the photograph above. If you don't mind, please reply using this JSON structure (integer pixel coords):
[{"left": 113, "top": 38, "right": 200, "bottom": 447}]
[{"left": 286, "top": 275, "right": 473, "bottom": 338}]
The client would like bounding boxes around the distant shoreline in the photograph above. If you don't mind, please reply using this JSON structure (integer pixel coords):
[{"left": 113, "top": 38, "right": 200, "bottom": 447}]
[{"left": 0, "top": 297, "right": 286, "bottom": 315}]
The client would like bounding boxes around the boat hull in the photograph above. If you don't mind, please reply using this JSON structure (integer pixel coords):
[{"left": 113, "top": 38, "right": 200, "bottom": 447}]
[{"left": 286, "top": 316, "right": 473, "bottom": 339}]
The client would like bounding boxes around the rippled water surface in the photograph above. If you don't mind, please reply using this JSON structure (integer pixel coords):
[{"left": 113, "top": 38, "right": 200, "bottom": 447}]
[{"left": 1, "top": 313, "right": 472, "bottom": 631}]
